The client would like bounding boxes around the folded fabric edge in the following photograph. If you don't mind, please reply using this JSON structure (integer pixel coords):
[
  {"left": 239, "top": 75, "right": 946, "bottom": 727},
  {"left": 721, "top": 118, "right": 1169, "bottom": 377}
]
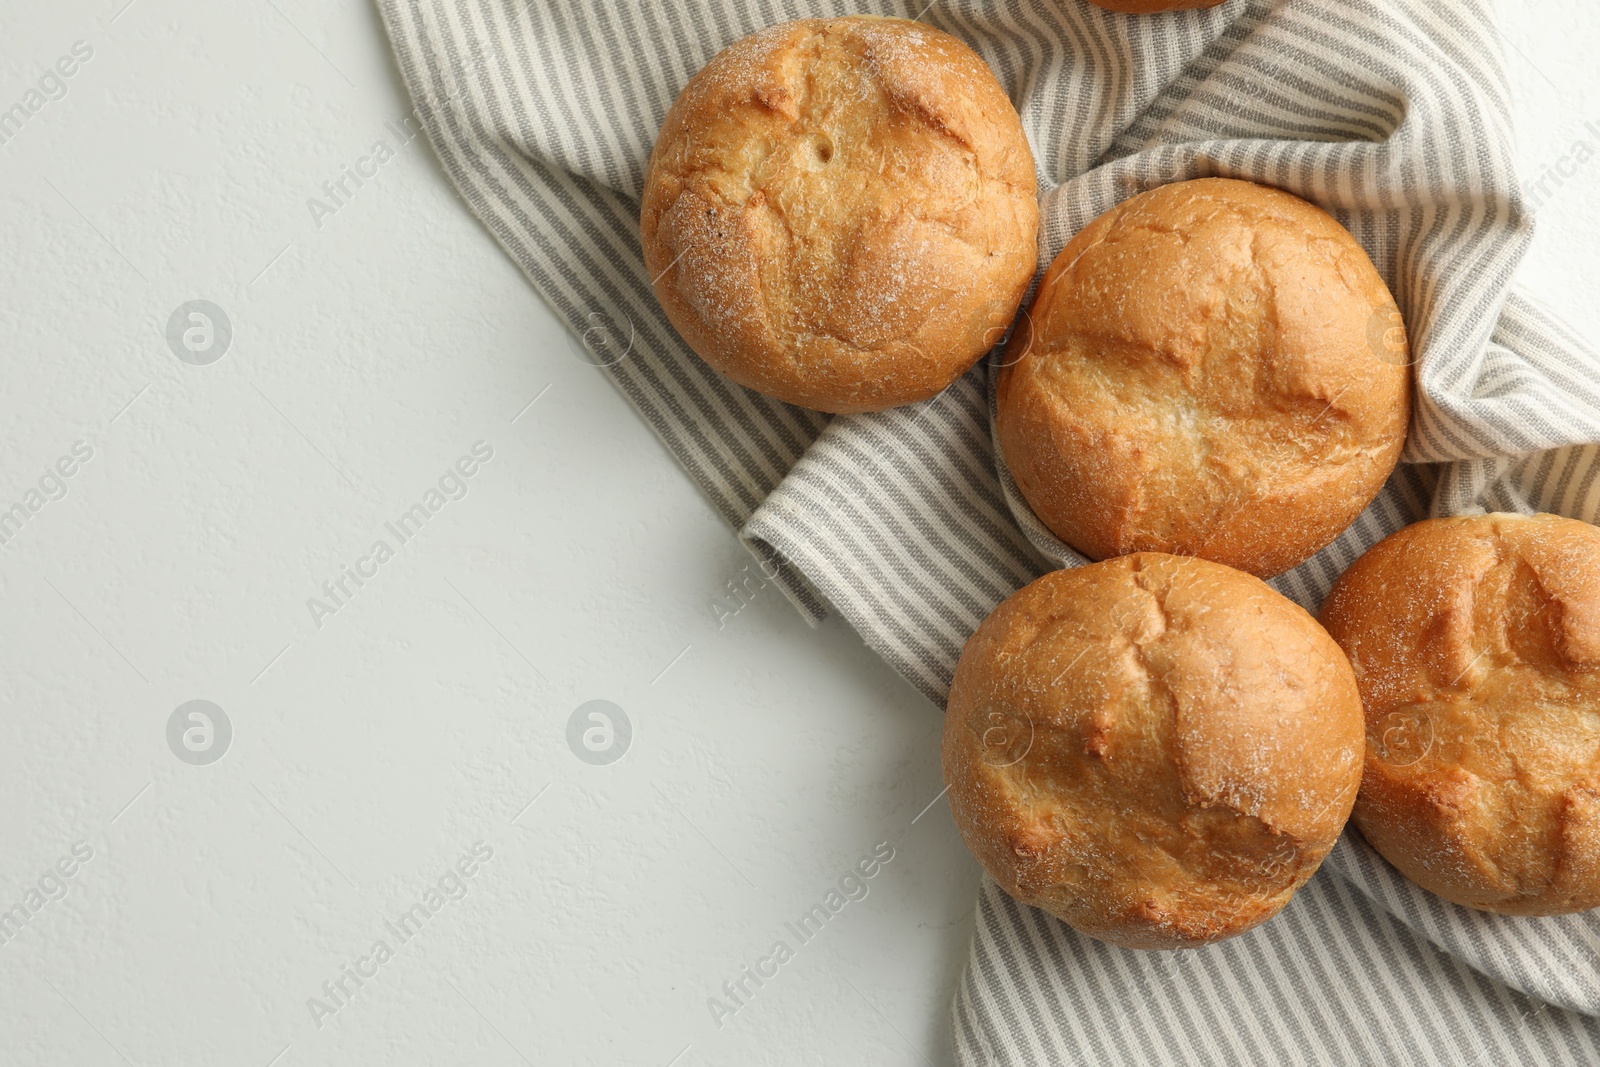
[
  {"left": 742, "top": 505, "right": 952, "bottom": 707},
  {"left": 735, "top": 530, "right": 829, "bottom": 627}
]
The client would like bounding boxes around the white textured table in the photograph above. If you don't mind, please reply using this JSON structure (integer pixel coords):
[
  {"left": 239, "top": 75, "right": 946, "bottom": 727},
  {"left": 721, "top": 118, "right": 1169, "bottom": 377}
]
[{"left": 0, "top": 1, "right": 1592, "bottom": 1064}]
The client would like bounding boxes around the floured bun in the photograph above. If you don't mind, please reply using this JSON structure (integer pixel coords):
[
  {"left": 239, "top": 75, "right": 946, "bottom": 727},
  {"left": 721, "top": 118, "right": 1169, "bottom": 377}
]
[
  {"left": 1087, "top": 0, "right": 1227, "bottom": 11},
  {"left": 943, "top": 552, "right": 1364, "bottom": 949},
  {"left": 641, "top": 16, "right": 1038, "bottom": 413},
  {"left": 996, "top": 177, "right": 1411, "bottom": 578},
  {"left": 1320, "top": 513, "right": 1600, "bottom": 916}
]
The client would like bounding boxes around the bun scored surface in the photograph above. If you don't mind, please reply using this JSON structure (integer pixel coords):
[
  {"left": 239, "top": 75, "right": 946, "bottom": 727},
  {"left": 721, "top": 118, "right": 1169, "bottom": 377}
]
[
  {"left": 1321, "top": 513, "right": 1600, "bottom": 916},
  {"left": 641, "top": 16, "right": 1038, "bottom": 413},
  {"left": 943, "top": 552, "right": 1364, "bottom": 949},
  {"left": 996, "top": 177, "right": 1411, "bottom": 578}
]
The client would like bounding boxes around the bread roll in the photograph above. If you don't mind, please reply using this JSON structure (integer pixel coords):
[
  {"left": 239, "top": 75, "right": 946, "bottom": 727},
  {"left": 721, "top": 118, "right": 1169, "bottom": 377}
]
[
  {"left": 1320, "top": 513, "right": 1600, "bottom": 915},
  {"left": 1087, "top": 0, "right": 1227, "bottom": 11},
  {"left": 943, "top": 552, "right": 1364, "bottom": 949},
  {"left": 641, "top": 16, "right": 1038, "bottom": 413},
  {"left": 996, "top": 177, "right": 1411, "bottom": 578}
]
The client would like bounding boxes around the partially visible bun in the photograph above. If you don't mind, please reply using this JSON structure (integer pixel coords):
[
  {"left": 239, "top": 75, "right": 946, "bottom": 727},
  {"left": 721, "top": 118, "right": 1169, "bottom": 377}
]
[
  {"left": 1321, "top": 513, "right": 1600, "bottom": 916},
  {"left": 943, "top": 552, "right": 1364, "bottom": 949},
  {"left": 641, "top": 16, "right": 1038, "bottom": 413},
  {"left": 996, "top": 177, "right": 1411, "bottom": 578},
  {"left": 1087, "top": 0, "right": 1227, "bottom": 11}
]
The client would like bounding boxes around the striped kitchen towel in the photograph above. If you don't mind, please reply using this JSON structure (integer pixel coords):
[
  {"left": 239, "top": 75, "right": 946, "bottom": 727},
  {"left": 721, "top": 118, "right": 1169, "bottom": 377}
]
[{"left": 374, "top": 0, "right": 1600, "bottom": 1062}]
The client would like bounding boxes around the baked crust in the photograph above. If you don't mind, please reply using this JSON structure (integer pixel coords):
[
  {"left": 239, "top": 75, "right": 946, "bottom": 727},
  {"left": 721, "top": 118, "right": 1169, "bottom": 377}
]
[
  {"left": 996, "top": 177, "right": 1411, "bottom": 577},
  {"left": 641, "top": 16, "right": 1038, "bottom": 413},
  {"left": 1320, "top": 513, "right": 1600, "bottom": 915},
  {"left": 943, "top": 552, "right": 1364, "bottom": 949}
]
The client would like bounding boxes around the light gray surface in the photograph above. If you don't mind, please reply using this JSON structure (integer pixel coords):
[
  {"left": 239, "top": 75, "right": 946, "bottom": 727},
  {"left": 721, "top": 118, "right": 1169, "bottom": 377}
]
[{"left": 0, "top": 1, "right": 1593, "bottom": 1064}]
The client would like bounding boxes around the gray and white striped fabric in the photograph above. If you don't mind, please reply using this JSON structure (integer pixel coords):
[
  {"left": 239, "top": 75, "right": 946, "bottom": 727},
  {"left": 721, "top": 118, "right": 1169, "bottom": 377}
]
[{"left": 375, "top": 0, "right": 1600, "bottom": 1061}]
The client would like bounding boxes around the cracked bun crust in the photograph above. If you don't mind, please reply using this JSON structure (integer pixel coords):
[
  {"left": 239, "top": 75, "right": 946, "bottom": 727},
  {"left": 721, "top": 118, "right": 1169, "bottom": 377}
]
[
  {"left": 943, "top": 553, "right": 1364, "bottom": 949},
  {"left": 1087, "top": 0, "right": 1227, "bottom": 11},
  {"left": 640, "top": 16, "right": 1038, "bottom": 413},
  {"left": 1320, "top": 514, "right": 1600, "bottom": 915},
  {"left": 996, "top": 178, "right": 1410, "bottom": 577}
]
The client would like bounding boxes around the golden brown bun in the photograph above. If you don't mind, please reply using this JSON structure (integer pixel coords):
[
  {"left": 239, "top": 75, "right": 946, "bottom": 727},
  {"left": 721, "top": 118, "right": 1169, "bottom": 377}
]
[
  {"left": 641, "top": 17, "right": 1038, "bottom": 413},
  {"left": 1087, "top": 0, "right": 1227, "bottom": 11},
  {"left": 1320, "top": 513, "right": 1600, "bottom": 916},
  {"left": 943, "top": 552, "right": 1364, "bottom": 949},
  {"left": 996, "top": 177, "right": 1411, "bottom": 578}
]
